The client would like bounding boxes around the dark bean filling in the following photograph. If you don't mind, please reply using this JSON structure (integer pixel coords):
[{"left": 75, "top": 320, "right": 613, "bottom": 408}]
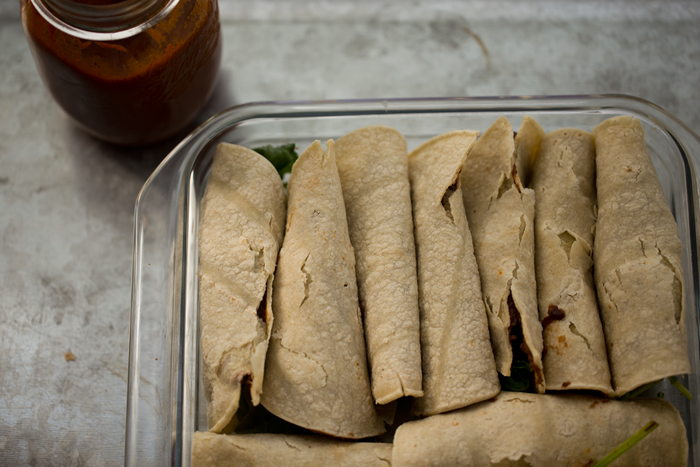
[
  {"left": 507, "top": 294, "right": 544, "bottom": 391},
  {"left": 256, "top": 288, "right": 268, "bottom": 323},
  {"left": 541, "top": 304, "right": 566, "bottom": 329}
]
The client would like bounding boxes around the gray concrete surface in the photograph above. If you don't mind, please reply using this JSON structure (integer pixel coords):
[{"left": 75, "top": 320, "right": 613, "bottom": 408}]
[{"left": 1, "top": 1, "right": 700, "bottom": 465}]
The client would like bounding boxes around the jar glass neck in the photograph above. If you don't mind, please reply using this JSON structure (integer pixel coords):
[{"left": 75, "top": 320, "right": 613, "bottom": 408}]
[{"left": 31, "top": 0, "right": 180, "bottom": 41}]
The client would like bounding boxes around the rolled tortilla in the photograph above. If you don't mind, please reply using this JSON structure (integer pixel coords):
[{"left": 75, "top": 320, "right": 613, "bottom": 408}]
[
  {"left": 392, "top": 391, "right": 688, "bottom": 467},
  {"left": 461, "top": 116, "right": 546, "bottom": 393},
  {"left": 198, "top": 143, "right": 286, "bottom": 433},
  {"left": 192, "top": 432, "right": 392, "bottom": 467},
  {"left": 409, "top": 130, "right": 500, "bottom": 417},
  {"left": 335, "top": 125, "right": 423, "bottom": 405},
  {"left": 532, "top": 128, "right": 613, "bottom": 395},
  {"left": 261, "top": 140, "right": 385, "bottom": 439},
  {"left": 593, "top": 116, "right": 690, "bottom": 396}
]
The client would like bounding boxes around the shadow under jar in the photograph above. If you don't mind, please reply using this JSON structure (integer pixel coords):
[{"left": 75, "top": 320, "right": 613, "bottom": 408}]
[{"left": 21, "top": 0, "right": 221, "bottom": 145}]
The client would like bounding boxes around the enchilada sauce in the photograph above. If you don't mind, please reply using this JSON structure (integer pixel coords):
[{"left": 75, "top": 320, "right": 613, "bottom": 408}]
[{"left": 22, "top": 0, "right": 221, "bottom": 145}]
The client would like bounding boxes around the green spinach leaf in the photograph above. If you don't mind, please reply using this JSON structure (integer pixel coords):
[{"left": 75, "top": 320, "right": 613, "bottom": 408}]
[
  {"left": 499, "top": 358, "right": 532, "bottom": 392},
  {"left": 253, "top": 143, "right": 299, "bottom": 182}
]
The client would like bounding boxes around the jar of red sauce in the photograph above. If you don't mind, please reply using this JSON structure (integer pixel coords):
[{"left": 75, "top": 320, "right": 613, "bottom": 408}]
[{"left": 21, "top": 0, "right": 221, "bottom": 145}]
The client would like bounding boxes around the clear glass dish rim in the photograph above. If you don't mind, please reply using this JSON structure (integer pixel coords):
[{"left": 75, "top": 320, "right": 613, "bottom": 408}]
[
  {"left": 142, "top": 94, "right": 700, "bottom": 195},
  {"left": 125, "top": 93, "right": 700, "bottom": 467}
]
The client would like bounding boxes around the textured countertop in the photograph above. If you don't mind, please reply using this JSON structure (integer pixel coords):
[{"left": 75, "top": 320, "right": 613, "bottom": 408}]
[{"left": 1, "top": 1, "right": 700, "bottom": 465}]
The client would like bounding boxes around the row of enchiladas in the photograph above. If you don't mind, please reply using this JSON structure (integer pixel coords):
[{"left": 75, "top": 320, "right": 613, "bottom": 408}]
[{"left": 193, "top": 115, "right": 690, "bottom": 465}]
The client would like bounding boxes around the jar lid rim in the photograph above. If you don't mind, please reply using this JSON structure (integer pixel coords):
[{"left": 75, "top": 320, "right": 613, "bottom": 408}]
[{"left": 30, "top": 0, "right": 180, "bottom": 41}]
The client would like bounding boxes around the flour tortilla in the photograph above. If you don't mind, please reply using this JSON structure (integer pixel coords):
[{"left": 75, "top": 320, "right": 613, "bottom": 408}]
[
  {"left": 261, "top": 140, "right": 384, "bottom": 439},
  {"left": 533, "top": 128, "right": 613, "bottom": 395},
  {"left": 335, "top": 125, "right": 423, "bottom": 405},
  {"left": 593, "top": 116, "right": 690, "bottom": 396},
  {"left": 192, "top": 432, "right": 392, "bottom": 467},
  {"left": 409, "top": 130, "right": 500, "bottom": 417},
  {"left": 198, "top": 143, "right": 286, "bottom": 433},
  {"left": 461, "top": 116, "right": 545, "bottom": 393},
  {"left": 392, "top": 391, "right": 688, "bottom": 467}
]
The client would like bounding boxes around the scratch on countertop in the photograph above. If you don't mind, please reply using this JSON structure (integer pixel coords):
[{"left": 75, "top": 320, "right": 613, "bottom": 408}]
[
  {"left": 107, "top": 365, "right": 127, "bottom": 383},
  {"left": 462, "top": 26, "right": 491, "bottom": 68}
]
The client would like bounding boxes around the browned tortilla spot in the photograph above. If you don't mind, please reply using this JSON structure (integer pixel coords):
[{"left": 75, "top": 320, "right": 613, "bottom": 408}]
[
  {"left": 589, "top": 399, "right": 612, "bottom": 409},
  {"left": 512, "top": 164, "right": 522, "bottom": 194}
]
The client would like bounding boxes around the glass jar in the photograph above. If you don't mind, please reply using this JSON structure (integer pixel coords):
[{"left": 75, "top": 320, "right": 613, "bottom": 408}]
[{"left": 21, "top": 0, "right": 221, "bottom": 145}]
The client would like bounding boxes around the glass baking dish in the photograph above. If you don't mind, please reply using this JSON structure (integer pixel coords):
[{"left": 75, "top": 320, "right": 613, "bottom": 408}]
[{"left": 124, "top": 95, "right": 700, "bottom": 467}]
